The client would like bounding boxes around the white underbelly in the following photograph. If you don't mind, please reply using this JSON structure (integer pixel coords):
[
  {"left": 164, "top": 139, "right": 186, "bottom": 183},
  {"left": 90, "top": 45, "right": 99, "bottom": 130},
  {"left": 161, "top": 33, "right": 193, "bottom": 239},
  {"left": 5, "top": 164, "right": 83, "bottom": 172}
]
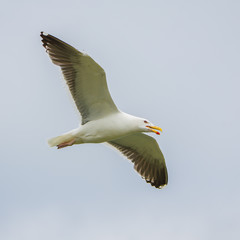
[
  {"left": 74, "top": 114, "right": 136, "bottom": 143},
  {"left": 80, "top": 127, "right": 131, "bottom": 143}
]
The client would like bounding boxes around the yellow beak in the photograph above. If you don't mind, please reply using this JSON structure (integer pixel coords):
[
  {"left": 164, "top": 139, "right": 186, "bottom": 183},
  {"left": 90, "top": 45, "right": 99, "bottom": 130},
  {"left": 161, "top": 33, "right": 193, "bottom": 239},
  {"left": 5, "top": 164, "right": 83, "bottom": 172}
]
[{"left": 146, "top": 126, "right": 163, "bottom": 135}]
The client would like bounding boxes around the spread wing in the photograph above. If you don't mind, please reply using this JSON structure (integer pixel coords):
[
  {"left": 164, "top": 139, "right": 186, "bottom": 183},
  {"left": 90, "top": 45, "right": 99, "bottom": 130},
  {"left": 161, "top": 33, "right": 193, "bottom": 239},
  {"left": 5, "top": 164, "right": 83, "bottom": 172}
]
[
  {"left": 108, "top": 133, "right": 168, "bottom": 189},
  {"left": 40, "top": 32, "right": 119, "bottom": 124}
]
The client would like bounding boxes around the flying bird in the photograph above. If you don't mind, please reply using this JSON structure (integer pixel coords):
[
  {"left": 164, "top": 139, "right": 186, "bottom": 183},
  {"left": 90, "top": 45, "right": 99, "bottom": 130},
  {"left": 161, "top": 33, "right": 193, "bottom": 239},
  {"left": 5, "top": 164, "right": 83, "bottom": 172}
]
[{"left": 40, "top": 32, "right": 168, "bottom": 188}]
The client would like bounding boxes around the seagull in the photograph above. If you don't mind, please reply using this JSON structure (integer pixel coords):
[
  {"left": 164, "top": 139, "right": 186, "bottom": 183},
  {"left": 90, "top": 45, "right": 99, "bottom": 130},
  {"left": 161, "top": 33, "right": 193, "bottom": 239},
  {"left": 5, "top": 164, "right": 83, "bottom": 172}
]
[{"left": 40, "top": 32, "right": 168, "bottom": 189}]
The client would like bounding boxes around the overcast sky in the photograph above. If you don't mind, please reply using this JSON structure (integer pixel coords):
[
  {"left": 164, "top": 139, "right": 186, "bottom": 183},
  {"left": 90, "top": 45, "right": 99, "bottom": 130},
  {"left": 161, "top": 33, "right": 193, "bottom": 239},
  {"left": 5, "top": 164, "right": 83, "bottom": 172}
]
[{"left": 0, "top": 0, "right": 240, "bottom": 239}]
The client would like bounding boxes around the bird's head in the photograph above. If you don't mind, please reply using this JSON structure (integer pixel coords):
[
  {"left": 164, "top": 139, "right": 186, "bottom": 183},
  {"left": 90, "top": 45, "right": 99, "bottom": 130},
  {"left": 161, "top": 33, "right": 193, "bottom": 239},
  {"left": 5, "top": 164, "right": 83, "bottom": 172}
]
[{"left": 138, "top": 118, "right": 163, "bottom": 135}]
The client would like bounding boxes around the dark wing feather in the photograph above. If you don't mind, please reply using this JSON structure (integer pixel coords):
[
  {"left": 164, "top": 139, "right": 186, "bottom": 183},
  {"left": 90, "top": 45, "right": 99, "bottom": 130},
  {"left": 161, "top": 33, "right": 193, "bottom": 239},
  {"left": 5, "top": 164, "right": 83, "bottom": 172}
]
[
  {"left": 108, "top": 133, "right": 168, "bottom": 189},
  {"left": 40, "top": 32, "right": 118, "bottom": 124}
]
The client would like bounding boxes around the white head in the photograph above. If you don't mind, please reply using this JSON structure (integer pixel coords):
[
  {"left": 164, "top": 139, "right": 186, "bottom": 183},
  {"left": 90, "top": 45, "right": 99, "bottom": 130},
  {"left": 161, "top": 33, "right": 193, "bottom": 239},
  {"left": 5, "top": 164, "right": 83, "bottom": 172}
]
[{"left": 137, "top": 118, "right": 163, "bottom": 135}]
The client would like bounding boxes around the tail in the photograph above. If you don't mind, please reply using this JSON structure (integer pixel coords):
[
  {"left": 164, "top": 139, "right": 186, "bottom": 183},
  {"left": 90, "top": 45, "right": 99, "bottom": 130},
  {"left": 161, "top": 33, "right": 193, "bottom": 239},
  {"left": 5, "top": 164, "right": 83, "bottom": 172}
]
[{"left": 48, "top": 132, "right": 75, "bottom": 147}]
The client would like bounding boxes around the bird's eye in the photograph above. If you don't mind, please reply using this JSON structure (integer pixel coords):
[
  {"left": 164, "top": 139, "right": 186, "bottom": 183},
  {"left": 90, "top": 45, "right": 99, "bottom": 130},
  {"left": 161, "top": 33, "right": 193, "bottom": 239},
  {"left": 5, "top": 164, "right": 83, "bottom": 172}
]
[{"left": 144, "top": 120, "right": 148, "bottom": 124}]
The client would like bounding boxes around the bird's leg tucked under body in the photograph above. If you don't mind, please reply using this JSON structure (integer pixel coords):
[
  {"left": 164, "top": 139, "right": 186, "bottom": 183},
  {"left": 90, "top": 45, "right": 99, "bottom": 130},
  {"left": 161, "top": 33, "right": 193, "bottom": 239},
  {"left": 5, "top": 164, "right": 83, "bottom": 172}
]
[{"left": 57, "top": 139, "right": 75, "bottom": 149}]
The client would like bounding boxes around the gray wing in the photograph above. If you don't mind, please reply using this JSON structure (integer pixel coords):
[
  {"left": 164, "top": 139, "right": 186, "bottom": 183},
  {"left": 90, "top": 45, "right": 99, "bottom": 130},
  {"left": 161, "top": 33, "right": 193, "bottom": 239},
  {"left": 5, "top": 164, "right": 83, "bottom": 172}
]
[
  {"left": 108, "top": 133, "right": 168, "bottom": 189},
  {"left": 40, "top": 32, "right": 119, "bottom": 124}
]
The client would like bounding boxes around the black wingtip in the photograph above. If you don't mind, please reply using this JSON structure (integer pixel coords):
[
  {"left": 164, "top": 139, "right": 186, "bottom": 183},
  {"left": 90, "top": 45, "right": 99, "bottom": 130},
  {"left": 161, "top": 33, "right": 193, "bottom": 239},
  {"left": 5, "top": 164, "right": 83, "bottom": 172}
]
[
  {"left": 40, "top": 31, "right": 48, "bottom": 37},
  {"left": 40, "top": 32, "right": 51, "bottom": 50},
  {"left": 146, "top": 167, "right": 168, "bottom": 189},
  {"left": 40, "top": 32, "right": 72, "bottom": 52}
]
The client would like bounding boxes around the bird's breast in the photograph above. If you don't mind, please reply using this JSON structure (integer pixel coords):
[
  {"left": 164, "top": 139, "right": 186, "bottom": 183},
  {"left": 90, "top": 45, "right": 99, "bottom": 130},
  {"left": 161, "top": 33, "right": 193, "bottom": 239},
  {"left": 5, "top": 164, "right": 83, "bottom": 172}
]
[{"left": 76, "top": 113, "right": 137, "bottom": 143}]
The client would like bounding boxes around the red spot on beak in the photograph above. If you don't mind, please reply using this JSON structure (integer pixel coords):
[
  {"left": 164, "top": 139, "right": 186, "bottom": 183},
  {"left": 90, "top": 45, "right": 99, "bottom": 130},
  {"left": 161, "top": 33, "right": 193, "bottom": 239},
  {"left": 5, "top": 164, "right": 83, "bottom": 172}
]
[{"left": 156, "top": 132, "right": 160, "bottom": 135}]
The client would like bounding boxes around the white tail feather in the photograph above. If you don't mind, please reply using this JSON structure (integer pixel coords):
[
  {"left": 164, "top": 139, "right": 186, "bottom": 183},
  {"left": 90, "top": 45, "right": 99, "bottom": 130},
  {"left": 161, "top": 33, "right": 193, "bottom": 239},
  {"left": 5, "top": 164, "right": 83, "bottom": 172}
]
[{"left": 48, "top": 133, "right": 75, "bottom": 147}]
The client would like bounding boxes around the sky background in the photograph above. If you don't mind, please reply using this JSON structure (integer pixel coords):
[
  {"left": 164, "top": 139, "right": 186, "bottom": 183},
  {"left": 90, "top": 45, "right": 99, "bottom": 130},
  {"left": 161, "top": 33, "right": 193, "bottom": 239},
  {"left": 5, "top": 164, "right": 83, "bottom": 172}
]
[{"left": 0, "top": 0, "right": 240, "bottom": 239}]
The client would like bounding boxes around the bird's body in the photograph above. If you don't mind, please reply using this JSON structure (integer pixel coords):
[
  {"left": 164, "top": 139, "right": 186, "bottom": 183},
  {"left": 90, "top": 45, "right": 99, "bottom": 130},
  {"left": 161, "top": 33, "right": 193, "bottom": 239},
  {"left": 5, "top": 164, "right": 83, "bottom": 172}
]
[
  {"left": 49, "top": 112, "right": 151, "bottom": 146},
  {"left": 41, "top": 32, "right": 168, "bottom": 188},
  {"left": 76, "top": 113, "right": 146, "bottom": 143}
]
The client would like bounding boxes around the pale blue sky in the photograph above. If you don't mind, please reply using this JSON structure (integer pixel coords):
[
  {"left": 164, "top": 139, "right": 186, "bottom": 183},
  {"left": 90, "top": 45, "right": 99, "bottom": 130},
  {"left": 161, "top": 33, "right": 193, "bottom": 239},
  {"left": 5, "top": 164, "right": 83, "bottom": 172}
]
[{"left": 0, "top": 0, "right": 240, "bottom": 239}]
